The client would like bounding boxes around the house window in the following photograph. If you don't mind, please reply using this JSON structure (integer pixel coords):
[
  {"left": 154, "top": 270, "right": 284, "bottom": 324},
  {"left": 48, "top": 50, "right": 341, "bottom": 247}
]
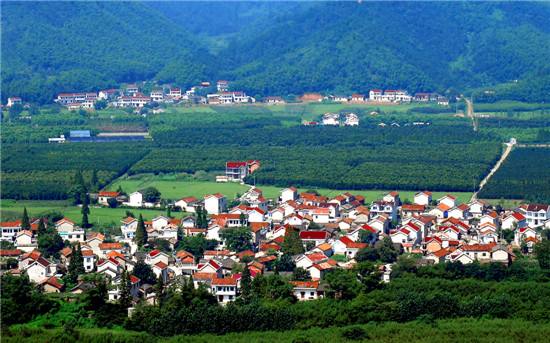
[{"left": 300, "top": 291, "right": 305, "bottom": 299}]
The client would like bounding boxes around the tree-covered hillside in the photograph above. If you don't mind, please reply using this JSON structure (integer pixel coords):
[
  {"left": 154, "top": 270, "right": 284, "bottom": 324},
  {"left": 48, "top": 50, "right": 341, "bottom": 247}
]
[
  {"left": 1, "top": 1, "right": 212, "bottom": 104},
  {"left": 224, "top": 1, "right": 550, "bottom": 99},
  {"left": 2, "top": 1, "right": 550, "bottom": 103}
]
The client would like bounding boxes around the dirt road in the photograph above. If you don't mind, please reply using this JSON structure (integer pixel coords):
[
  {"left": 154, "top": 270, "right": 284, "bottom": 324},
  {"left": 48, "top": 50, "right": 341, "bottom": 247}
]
[
  {"left": 464, "top": 97, "right": 478, "bottom": 132},
  {"left": 471, "top": 138, "right": 516, "bottom": 201}
]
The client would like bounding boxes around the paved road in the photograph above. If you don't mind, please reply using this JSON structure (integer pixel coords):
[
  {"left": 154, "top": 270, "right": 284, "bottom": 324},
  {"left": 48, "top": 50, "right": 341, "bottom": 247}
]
[{"left": 471, "top": 138, "right": 516, "bottom": 201}]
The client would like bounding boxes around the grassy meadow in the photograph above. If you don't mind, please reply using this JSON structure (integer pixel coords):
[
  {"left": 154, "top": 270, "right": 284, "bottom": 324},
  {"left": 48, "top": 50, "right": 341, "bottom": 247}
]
[
  {"left": 107, "top": 173, "right": 473, "bottom": 204},
  {"left": 0, "top": 199, "right": 173, "bottom": 227},
  {"left": 4, "top": 318, "right": 550, "bottom": 343}
]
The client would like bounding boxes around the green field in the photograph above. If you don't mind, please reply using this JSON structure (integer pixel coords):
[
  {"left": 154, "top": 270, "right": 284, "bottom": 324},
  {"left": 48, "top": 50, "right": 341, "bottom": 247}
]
[
  {"left": 0, "top": 199, "right": 172, "bottom": 227},
  {"left": 107, "top": 173, "right": 473, "bottom": 204},
  {"left": 4, "top": 319, "right": 550, "bottom": 343}
]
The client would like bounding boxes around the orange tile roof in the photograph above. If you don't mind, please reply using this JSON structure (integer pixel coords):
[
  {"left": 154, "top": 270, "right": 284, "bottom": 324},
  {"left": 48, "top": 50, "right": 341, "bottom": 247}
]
[
  {"left": 99, "top": 243, "right": 122, "bottom": 250},
  {"left": 290, "top": 280, "right": 319, "bottom": 289}
]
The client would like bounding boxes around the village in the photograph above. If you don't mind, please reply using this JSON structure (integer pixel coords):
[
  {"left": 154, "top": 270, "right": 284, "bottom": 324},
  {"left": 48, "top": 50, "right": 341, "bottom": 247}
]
[
  {"left": 3, "top": 80, "right": 450, "bottom": 113},
  {"left": 1, "top": 157, "right": 548, "bottom": 305}
]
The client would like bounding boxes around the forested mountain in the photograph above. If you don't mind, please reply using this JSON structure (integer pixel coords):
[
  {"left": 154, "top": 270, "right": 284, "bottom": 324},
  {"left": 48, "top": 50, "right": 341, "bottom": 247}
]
[
  {"left": 2, "top": 1, "right": 550, "bottom": 103},
  {"left": 1, "top": 1, "right": 212, "bottom": 103},
  {"left": 223, "top": 1, "right": 550, "bottom": 98}
]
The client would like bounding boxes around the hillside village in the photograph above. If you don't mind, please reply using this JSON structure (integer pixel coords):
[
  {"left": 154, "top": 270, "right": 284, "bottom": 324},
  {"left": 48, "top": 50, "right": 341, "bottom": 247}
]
[
  {"left": 3, "top": 80, "right": 450, "bottom": 113},
  {"left": 2, "top": 178, "right": 548, "bottom": 304}
]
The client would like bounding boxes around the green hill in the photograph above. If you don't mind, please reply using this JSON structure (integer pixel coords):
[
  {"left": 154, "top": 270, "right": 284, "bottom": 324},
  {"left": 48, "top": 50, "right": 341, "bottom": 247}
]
[
  {"left": 1, "top": 1, "right": 212, "bottom": 103},
  {"left": 2, "top": 1, "right": 549, "bottom": 103},
  {"left": 223, "top": 1, "right": 550, "bottom": 99}
]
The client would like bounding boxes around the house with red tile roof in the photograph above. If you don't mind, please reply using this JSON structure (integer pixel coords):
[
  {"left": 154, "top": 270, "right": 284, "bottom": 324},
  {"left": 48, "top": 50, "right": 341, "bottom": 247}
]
[
  {"left": 0, "top": 220, "right": 22, "bottom": 241},
  {"left": 299, "top": 230, "right": 329, "bottom": 246},
  {"left": 40, "top": 276, "right": 64, "bottom": 293},
  {"left": 211, "top": 277, "right": 238, "bottom": 304},
  {"left": 332, "top": 236, "right": 367, "bottom": 258},
  {"left": 98, "top": 191, "right": 120, "bottom": 206},
  {"left": 502, "top": 212, "right": 527, "bottom": 230},
  {"left": 290, "top": 280, "right": 323, "bottom": 301}
]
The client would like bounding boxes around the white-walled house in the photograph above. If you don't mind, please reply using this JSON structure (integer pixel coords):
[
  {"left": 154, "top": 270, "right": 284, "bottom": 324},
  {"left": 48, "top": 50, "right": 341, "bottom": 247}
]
[
  {"left": 126, "top": 192, "right": 143, "bottom": 207},
  {"left": 55, "top": 218, "right": 85, "bottom": 242},
  {"left": 414, "top": 191, "right": 432, "bottom": 206},
  {"left": 290, "top": 281, "right": 323, "bottom": 301},
  {"left": 281, "top": 187, "right": 298, "bottom": 203},
  {"left": 211, "top": 277, "right": 237, "bottom": 304},
  {"left": 204, "top": 193, "right": 227, "bottom": 214},
  {"left": 501, "top": 212, "right": 526, "bottom": 230},
  {"left": 438, "top": 195, "right": 456, "bottom": 209},
  {"left": 121, "top": 217, "right": 138, "bottom": 240},
  {"left": 519, "top": 204, "right": 550, "bottom": 228}
]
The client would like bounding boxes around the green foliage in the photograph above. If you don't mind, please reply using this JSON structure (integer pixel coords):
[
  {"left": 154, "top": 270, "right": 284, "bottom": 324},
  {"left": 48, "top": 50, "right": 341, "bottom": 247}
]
[
  {"left": 21, "top": 207, "right": 31, "bottom": 230},
  {"left": 134, "top": 214, "right": 147, "bottom": 248},
  {"left": 177, "top": 234, "right": 218, "bottom": 260},
  {"left": 1, "top": 1, "right": 211, "bottom": 104},
  {"left": 132, "top": 259, "right": 156, "bottom": 285},
  {"left": 292, "top": 268, "right": 311, "bottom": 281},
  {"left": 281, "top": 229, "right": 305, "bottom": 256},
  {"left": 478, "top": 148, "right": 550, "bottom": 202},
  {"left": 119, "top": 269, "right": 132, "bottom": 308},
  {"left": 67, "top": 244, "right": 85, "bottom": 284},
  {"left": 37, "top": 223, "right": 64, "bottom": 258},
  {"left": 356, "top": 237, "right": 400, "bottom": 263},
  {"left": 534, "top": 239, "right": 550, "bottom": 270},
  {"left": 1, "top": 143, "right": 149, "bottom": 200},
  {"left": 0, "top": 273, "right": 57, "bottom": 326},
  {"left": 220, "top": 227, "right": 252, "bottom": 252},
  {"left": 141, "top": 187, "right": 161, "bottom": 203}
]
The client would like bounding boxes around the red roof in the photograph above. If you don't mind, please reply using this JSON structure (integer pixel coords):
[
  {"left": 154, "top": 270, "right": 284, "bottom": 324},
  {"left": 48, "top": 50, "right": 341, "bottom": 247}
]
[
  {"left": 226, "top": 161, "right": 247, "bottom": 168},
  {"left": 130, "top": 275, "right": 140, "bottom": 284},
  {"left": 0, "top": 220, "right": 22, "bottom": 227},
  {"left": 98, "top": 191, "right": 119, "bottom": 197},
  {"left": 99, "top": 243, "right": 122, "bottom": 250},
  {"left": 299, "top": 231, "right": 328, "bottom": 240},
  {"left": 339, "top": 236, "right": 368, "bottom": 249},
  {"left": 511, "top": 212, "right": 526, "bottom": 221},
  {"left": 149, "top": 249, "right": 161, "bottom": 257},
  {"left": 0, "top": 249, "right": 22, "bottom": 257},
  {"left": 290, "top": 280, "right": 319, "bottom": 289},
  {"left": 81, "top": 250, "right": 94, "bottom": 257},
  {"left": 41, "top": 276, "right": 63, "bottom": 290},
  {"left": 212, "top": 278, "right": 237, "bottom": 286},
  {"left": 462, "top": 243, "right": 496, "bottom": 252},
  {"left": 154, "top": 261, "right": 168, "bottom": 269},
  {"left": 402, "top": 204, "right": 425, "bottom": 212}
]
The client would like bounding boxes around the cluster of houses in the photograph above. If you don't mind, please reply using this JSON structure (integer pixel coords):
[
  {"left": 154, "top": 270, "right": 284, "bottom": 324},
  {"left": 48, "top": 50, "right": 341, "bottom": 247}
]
[
  {"left": 299, "top": 90, "right": 449, "bottom": 105},
  {"left": 2, "top": 185, "right": 548, "bottom": 303},
  {"left": 304, "top": 112, "right": 360, "bottom": 126},
  {"left": 6, "top": 81, "right": 451, "bottom": 113},
  {"left": 51, "top": 80, "right": 257, "bottom": 111}
]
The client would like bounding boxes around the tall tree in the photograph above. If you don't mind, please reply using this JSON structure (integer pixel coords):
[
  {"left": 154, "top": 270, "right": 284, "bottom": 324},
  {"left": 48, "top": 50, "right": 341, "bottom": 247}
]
[
  {"left": 90, "top": 169, "right": 99, "bottom": 191},
  {"left": 81, "top": 193, "right": 91, "bottom": 228},
  {"left": 166, "top": 206, "right": 172, "bottom": 218},
  {"left": 281, "top": 229, "right": 304, "bottom": 256},
  {"left": 21, "top": 207, "right": 31, "bottom": 231},
  {"left": 68, "top": 243, "right": 85, "bottom": 283},
  {"left": 36, "top": 218, "right": 47, "bottom": 236},
  {"left": 132, "top": 259, "right": 156, "bottom": 285},
  {"left": 534, "top": 239, "right": 550, "bottom": 270},
  {"left": 240, "top": 266, "right": 252, "bottom": 302},
  {"left": 154, "top": 274, "right": 164, "bottom": 306},
  {"left": 220, "top": 227, "right": 252, "bottom": 252},
  {"left": 118, "top": 269, "right": 132, "bottom": 308},
  {"left": 134, "top": 214, "right": 148, "bottom": 247}
]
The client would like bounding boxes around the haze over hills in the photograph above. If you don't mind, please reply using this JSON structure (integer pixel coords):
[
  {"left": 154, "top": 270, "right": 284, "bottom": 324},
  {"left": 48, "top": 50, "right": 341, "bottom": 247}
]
[{"left": 2, "top": 1, "right": 549, "bottom": 103}]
